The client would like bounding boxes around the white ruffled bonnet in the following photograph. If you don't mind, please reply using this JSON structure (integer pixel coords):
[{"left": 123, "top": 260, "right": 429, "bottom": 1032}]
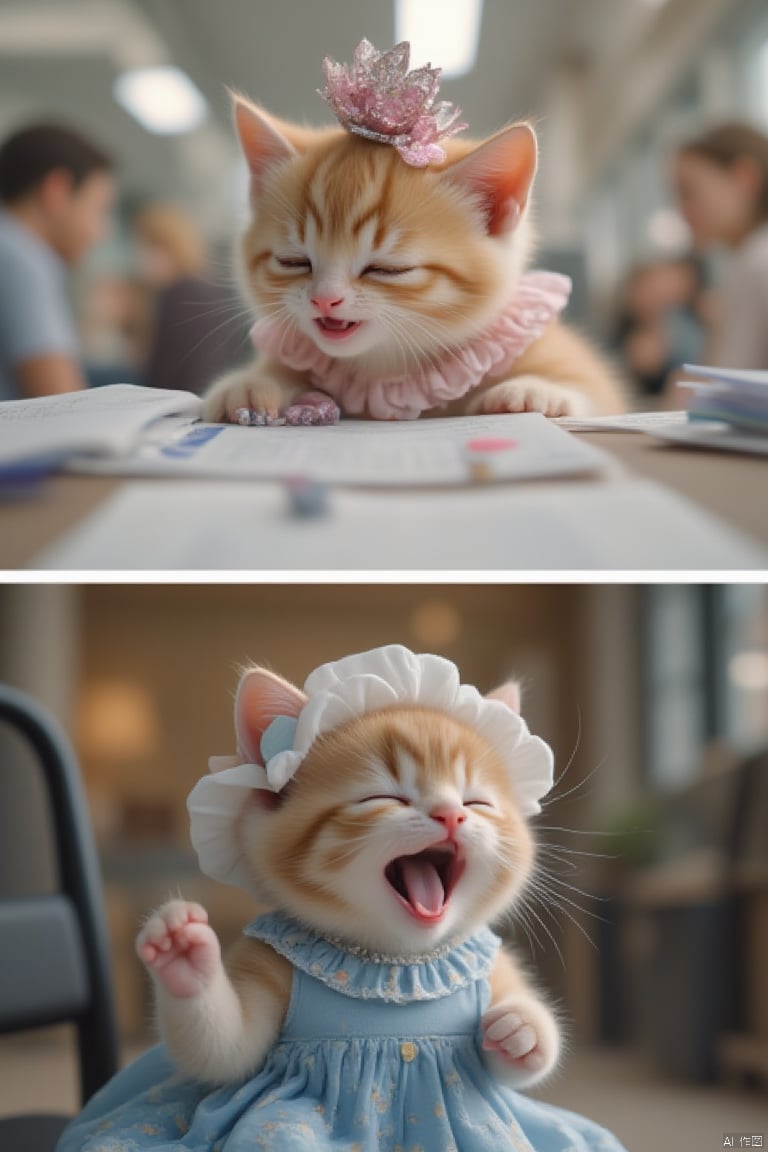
[{"left": 188, "top": 645, "right": 554, "bottom": 895}]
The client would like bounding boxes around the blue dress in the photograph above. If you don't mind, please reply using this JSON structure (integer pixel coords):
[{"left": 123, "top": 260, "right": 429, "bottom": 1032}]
[{"left": 57, "top": 912, "right": 626, "bottom": 1151}]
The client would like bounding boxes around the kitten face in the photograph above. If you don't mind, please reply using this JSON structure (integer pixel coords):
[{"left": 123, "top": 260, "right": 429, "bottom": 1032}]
[
  {"left": 236, "top": 706, "right": 535, "bottom": 955},
  {"left": 236, "top": 103, "right": 538, "bottom": 375}
]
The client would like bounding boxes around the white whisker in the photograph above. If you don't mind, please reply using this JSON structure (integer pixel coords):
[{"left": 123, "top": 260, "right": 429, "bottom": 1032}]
[{"left": 516, "top": 892, "right": 566, "bottom": 968}]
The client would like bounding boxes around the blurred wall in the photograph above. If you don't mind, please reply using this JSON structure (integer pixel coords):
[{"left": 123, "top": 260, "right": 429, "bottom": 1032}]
[
  {"left": 76, "top": 584, "right": 591, "bottom": 836},
  {"left": 0, "top": 582, "right": 700, "bottom": 1046},
  {"left": 0, "top": 585, "right": 80, "bottom": 895}
]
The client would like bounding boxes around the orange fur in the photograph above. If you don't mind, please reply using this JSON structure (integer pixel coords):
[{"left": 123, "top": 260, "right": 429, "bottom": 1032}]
[
  {"left": 225, "top": 689, "right": 559, "bottom": 1087},
  {"left": 204, "top": 99, "right": 626, "bottom": 422},
  {"left": 225, "top": 935, "right": 292, "bottom": 1019},
  {"left": 139, "top": 670, "right": 560, "bottom": 1087},
  {"left": 235, "top": 705, "right": 535, "bottom": 953}
]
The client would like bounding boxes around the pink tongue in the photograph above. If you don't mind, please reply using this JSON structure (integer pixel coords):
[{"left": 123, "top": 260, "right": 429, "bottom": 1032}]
[
  {"left": 400, "top": 857, "right": 444, "bottom": 916},
  {"left": 323, "top": 318, "right": 349, "bottom": 331}
]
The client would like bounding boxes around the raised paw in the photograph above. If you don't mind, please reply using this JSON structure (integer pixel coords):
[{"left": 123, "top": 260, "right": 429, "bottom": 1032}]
[
  {"left": 471, "top": 376, "right": 592, "bottom": 419},
  {"left": 284, "top": 390, "right": 341, "bottom": 426},
  {"left": 481, "top": 996, "right": 560, "bottom": 1087},
  {"left": 136, "top": 899, "right": 221, "bottom": 999}
]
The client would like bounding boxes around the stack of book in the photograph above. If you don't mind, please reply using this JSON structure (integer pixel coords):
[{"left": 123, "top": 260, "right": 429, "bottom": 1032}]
[{"left": 682, "top": 364, "right": 768, "bottom": 436}]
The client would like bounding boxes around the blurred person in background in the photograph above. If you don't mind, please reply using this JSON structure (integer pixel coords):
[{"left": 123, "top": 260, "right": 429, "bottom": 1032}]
[
  {"left": 614, "top": 256, "right": 708, "bottom": 399},
  {"left": 0, "top": 122, "right": 114, "bottom": 400},
  {"left": 78, "top": 274, "right": 152, "bottom": 388},
  {"left": 675, "top": 122, "right": 768, "bottom": 369},
  {"left": 135, "top": 204, "right": 246, "bottom": 396}
]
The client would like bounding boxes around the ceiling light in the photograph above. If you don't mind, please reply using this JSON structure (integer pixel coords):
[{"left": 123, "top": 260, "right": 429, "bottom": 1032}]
[
  {"left": 114, "top": 66, "right": 208, "bottom": 135},
  {"left": 396, "top": 0, "right": 484, "bottom": 79}
]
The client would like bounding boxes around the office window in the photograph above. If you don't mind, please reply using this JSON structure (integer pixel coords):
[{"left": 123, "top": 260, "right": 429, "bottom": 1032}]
[
  {"left": 728, "top": 0, "right": 768, "bottom": 126},
  {"left": 757, "top": 36, "right": 768, "bottom": 127},
  {"left": 643, "top": 587, "right": 707, "bottom": 789},
  {"left": 642, "top": 587, "right": 768, "bottom": 791},
  {"left": 722, "top": 585, "right": 768, "bottom": 752}
]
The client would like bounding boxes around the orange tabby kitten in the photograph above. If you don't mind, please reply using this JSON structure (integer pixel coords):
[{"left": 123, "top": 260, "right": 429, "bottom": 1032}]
[
  {"left": 136, "top": 666, "right": 559, "bottom": 1089},
  {"left": 62, "top": 650, "right": 626, "bottom": 1152},
  {"left": 204, "top": 96, "right": 624, "bottom": 425}
]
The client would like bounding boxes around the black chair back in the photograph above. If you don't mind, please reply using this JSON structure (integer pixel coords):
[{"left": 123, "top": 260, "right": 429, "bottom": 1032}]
[{"left": 0, "top": 683, "right": 118, "bottom": 1115}]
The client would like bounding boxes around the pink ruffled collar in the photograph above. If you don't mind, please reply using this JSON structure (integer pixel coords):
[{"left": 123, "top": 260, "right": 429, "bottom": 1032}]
[{"left": 250, "top": 270, "right": 571, "bottom": 420}]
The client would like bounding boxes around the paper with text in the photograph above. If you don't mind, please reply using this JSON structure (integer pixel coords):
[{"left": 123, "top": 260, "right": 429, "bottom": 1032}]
[
  {"left": 71, "top": 412, "right": 609, "bottom": 487},
  {"left": 0, "top": 385, "right": 201, "bottom": 467},
  {"left": 555, "top": 411, "right": 689, "bottom": 434}
]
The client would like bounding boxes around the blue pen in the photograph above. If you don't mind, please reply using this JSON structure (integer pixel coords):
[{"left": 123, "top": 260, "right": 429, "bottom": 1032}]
[{"left": 0, "top": 453, "right": 67, "bottom": 498}]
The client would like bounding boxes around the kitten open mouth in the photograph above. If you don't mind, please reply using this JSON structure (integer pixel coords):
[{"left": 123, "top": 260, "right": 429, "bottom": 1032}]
[
  {"left": 313, "top": 317, "right": 362, "bottom": 341},
  {"left": 384, "top": 843, "right": 465, "bottom": 923}
]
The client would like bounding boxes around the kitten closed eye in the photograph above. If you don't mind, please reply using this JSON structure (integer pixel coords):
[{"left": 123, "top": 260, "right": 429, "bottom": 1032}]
[
  {"left": 228, "top": 698, "right": 537, "bottom": 957},
  {"left": 203, "top": 95, "right": 626, "bottom": 425},
  {"left": 355, "top": 794, "right": 410, "bottom": 806},
  {"left": 361, "top": 265, "right": 414, "bottom": 277},
  {"left": 275, "top": 256, "right": 312, "bottom": 272}
]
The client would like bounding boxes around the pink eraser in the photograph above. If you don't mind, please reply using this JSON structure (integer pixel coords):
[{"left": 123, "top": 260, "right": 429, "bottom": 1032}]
[{"left": 465, "top": 437, "right": 518, "bottom": 453}]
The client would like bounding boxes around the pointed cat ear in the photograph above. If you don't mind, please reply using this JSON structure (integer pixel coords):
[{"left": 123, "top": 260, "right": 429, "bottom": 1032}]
[
  {"left": 443, "top": 124, "right": 537, "bottom": 236},
  {"left": 232, "top": 97, "right": 296, "bottom": 193},
  {"left": 235, "top": 668, "right": 307, "bottom": 764},
  {"left": 486, "top": 680, "right": 522, "bottom": 713}
]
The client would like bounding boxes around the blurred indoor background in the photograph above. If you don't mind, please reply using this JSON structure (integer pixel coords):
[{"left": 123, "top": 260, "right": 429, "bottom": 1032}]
[
  {"left": 0, "top": 582, "right": 766, "bottom": 1147},
  {"left": 1, "top": 0, "right": 768, "bottom": 400}
]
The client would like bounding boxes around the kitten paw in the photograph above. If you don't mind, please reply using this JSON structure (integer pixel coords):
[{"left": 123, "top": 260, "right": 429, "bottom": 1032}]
[
  {"left": 481, "top": 995, "right": 560, "bottom": 1087},
  {"left": 203, "top": 370, "right": 287, "bottom": 423},
  {"left": 470, "top": 376, "right": 593, "bottom": 418},
  {"left": 284, "top": 390, "right": 341, "bottom": 426},
  {"left": 136, "top": 899, "right": 222, "bottom": 998},
  {"left": 234, "top": 408, "right": 286, "bottom": 426}
]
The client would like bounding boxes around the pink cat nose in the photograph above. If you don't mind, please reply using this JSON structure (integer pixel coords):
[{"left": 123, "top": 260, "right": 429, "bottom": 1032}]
[
  {"left": 311, "top": 293, "right": 345, "bottom": 316},
  {"left": 430, "top": 806, "right": 467, "bottom": 838}
]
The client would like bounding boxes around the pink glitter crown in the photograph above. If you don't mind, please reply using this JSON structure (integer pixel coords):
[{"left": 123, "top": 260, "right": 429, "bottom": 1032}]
[{"left": 318, "top": 38, "right": 467, "bottom": 167}]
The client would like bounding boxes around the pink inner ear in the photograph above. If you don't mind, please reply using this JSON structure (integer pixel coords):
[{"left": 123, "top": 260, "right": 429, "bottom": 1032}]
[
  {"left": 486, "top": 681, "right": 521, "bottom": 714},
  {"left": 233, "top": 99, "right": 295, "bottom": 190},
  {"left": 444, "top": 124, "right": 538, "bottom": 236},
  {"left": 235, "top": 669, "right": 306, "bottom": 764}
]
